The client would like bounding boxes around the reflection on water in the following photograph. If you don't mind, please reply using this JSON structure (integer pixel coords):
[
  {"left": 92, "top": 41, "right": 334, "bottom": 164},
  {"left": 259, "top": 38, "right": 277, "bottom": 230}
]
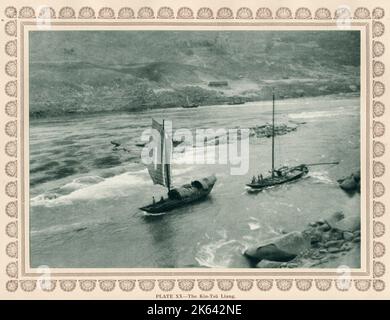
[{"left": 143, "top": 215, "right": 176, "bottom": 267}]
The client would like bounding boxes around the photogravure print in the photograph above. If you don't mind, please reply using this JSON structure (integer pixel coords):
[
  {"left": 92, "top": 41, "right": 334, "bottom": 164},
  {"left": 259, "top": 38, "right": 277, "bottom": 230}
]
[{"left": 1, "top": 2, "right": 388, "bottom": 298}]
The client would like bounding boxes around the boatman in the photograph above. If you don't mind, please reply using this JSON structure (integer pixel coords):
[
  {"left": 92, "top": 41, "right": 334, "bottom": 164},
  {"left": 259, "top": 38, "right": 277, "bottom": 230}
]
[
  {"left": 252, "top": 176, "right": 256, "bottom": 184},
  {"left": 152, "top": 196, "right": 156, "bottom": 205}
]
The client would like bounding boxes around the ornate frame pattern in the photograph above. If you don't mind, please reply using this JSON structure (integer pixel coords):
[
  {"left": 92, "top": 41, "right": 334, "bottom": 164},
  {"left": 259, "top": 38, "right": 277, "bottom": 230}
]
[{"left": 2, "top": 4, "right": 387, "bottom": 296}]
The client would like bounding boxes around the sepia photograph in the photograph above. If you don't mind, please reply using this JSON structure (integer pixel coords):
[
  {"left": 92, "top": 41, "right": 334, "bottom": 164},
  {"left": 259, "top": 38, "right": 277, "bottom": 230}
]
[{"left": 29, "top": 30, "right": 361, "bottom": 269}]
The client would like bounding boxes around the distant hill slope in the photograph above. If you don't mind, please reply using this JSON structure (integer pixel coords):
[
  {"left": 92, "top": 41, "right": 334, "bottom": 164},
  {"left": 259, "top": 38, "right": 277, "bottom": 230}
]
[{"left": 29, "top": 31, "right": 360, "bottom": 117}]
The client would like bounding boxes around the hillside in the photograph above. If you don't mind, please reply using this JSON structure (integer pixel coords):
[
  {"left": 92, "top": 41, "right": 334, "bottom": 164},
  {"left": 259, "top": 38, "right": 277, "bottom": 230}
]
[{"left": 29, "top": 31, "right": 360, "bottom": 117}]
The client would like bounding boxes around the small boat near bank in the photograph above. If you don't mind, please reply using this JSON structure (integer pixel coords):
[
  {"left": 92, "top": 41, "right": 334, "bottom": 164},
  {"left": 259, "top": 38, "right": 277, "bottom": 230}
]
[
  {"left": 139, "top": 119, "right": 216, "bottom": 214},
  {"left": 135, "top": 138, "right": 183, "bottom": 148},
  {"left": 182, "top": 96, "right": 199, "bottom": 109}
]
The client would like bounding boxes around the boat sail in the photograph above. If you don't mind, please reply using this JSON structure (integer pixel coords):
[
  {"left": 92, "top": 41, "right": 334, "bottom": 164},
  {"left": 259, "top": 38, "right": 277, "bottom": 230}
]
[
  {"left": 147, "top": 119, "right": 172, "bottom": 190},
  {"left": 140, "top": 119, "right": 216, "bottom": 214}
]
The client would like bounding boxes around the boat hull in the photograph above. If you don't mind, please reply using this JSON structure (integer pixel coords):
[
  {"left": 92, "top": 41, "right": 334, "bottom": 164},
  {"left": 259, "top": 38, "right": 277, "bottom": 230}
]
[
  {"left": 227, "top": 101, "right": 245, "bottom": 105},
  {"left": 140, "top": 176, "right": 216, "bottom": 214},
  {"left": 246, "top": 165, "right": 308, "bottom": 190}
]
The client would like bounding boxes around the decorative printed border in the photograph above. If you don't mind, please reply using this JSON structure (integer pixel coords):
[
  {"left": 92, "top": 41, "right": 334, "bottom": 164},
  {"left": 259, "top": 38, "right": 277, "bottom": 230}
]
[
  {"left": 1, "top": 5, "right": 385, "bottom": 20},
  {"left": 3, "top": 4, "right": 387, "bottom": 294}
]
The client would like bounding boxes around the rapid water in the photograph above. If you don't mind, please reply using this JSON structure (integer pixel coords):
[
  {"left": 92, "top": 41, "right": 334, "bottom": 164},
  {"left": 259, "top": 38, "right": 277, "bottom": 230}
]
[{"left": 30, "top": 95, "right": 360, "bottom": 268}]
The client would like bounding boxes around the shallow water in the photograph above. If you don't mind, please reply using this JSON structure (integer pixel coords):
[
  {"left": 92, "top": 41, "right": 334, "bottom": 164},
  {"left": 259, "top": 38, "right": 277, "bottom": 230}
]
[{"left": 30, "top": 94, "right": 361, "bottom": 268}]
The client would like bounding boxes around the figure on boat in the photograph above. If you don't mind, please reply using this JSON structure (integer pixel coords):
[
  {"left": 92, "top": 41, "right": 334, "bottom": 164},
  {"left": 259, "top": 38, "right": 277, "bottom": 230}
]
[
  {"left": 246, "top": 91, "right": 337, "bottom": 191},
  {"left": 140, "top": 119, "right": 216, "bottom": 214},
  {"left": 247, "top": 165, "right": 309, "bottom": 190}
]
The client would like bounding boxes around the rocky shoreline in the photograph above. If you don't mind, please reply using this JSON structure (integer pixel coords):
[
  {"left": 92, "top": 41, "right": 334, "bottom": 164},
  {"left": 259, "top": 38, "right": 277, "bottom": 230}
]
[
  {"left": 244, "top": 167, "right": 361, "bottom": 269},
  {"left": 30, "top": 86, "right": 359, "bottom": 119},
  {"left": 244, "top": 210, "right": 360, "bottom": 268},
  {"left": 338, "top": 170, "right": 360, "bottom": 194}
]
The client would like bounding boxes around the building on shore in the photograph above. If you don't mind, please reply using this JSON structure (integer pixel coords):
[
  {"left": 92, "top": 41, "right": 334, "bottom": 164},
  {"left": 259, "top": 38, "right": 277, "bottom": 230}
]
[{"left": 208, "top": 81, "right": 228, "bottom": 87}]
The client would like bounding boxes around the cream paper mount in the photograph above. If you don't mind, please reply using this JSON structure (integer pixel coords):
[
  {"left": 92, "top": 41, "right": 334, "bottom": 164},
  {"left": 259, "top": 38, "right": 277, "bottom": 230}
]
[{"left": 1, "top": 0, "right": 389, "bottom": 299}]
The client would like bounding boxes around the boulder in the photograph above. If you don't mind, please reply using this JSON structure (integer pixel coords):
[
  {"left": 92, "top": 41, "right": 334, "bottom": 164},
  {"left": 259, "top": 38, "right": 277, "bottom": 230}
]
[
  {"left": 325, "top": 211, "right": 345, "bottom": 228},
  {"left": 324, "top": 240, "right": 344, "bottom": 248},
  {"left": 244, "top": 231, "right": 311, "bottom": 262},
  {"left": 333, "top": 216, "right": 360, "bottom": 233},
  {"left": 353, "top": 170, "right": 360, "bottom": 182},
  {"left": 287, "top": 262, "right": 299, "bottom": 268},
  {"left": 327, "top": 247, "right": 341, "bottom": 253},
  {"left": 353, "top": 230, "right": 361, "bottom": 237},
  {"left": 338, "top": 170, "right": 360, "bottom": 193},
  {"left": 316, "top": 219, "right": 326, "bottom": 225},
  {"left": 343, "top": 231, "right": 354, "bottom": 241},
  {"left": 329, "top": 229, "right": 344, "bottom": 241},
  {"left": 308, "top": 229, "right": 323, "bottom": 244},
  {"left": 256, "top": 260, "right": 283, "bottom": 268},
  {"left": 353, "top": 236, "right": 361, "bottom": 243},
  {"left": 341, "top": 242, "right": 352, "bottom": 251},
  {"left": 321, "top": 231, "right": 332, "bottom": 243},
  {"left": 356, "top": 181, "right": 361, "bottom": 193},
  {"left": 245, "top": 244, "right": 296, "bottom": 263},
  {"left": 339, "top": 176, "right": 357, "bottom": 191},
  {"left": 320, "top": 257, "right": 329, "bottom": 264},
  {"left": 318, "top": 224, "right": 331, "bottom": 232},
  {"left": 311, "top": 252, "right": 325, "bottom": 260}
]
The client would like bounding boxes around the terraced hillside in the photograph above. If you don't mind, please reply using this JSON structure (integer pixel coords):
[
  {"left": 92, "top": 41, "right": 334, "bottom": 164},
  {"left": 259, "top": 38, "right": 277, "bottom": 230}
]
[{"left": 29, "top": 31, "right": 360, "bottom": 117}]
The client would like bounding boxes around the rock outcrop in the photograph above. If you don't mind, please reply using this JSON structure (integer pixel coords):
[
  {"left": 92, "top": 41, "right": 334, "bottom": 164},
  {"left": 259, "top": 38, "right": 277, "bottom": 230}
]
[
  {"left": 249, "top": 123, "right": 297, "bottom": 139},
  {"left": 338, "top": 170, "right": 360, "bottom": 193},
  {"left": 244, "top": 212, "right": 361, "bottom": 268},
  {"left": 244, "top": 231, "right": 311, "bottom": 263}
]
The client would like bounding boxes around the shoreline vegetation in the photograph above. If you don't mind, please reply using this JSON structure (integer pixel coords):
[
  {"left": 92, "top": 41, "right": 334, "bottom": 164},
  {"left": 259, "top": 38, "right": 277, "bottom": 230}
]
[{"left": 30, "top": 91, "right": 359, "bottom": 119}]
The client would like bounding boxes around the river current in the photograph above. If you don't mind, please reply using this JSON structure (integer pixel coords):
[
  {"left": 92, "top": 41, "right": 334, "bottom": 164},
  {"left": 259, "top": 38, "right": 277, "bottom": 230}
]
[{"left": 30, "top": 94, "right": 360, "bottom": 268}]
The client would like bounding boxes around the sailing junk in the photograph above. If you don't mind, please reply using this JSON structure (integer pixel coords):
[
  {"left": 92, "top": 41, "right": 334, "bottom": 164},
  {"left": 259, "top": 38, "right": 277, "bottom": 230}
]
[
  {"left": 246, "top": 92, "right": 309, "bottom": 190},
  {"left": 140, "top": 119, "right": 216, "bottom": 214},
  {"left": 182, "top": 96, "right": 199, "bottom": 108},
  {"left": 146, "top": 119, "right": 172, "bottom": 190}
]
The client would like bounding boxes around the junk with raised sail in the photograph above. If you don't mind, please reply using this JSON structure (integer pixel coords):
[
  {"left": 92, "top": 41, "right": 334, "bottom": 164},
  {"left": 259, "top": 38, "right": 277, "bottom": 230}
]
[{"left": 139, "top": 119, "right": 216, "bottom": 214}]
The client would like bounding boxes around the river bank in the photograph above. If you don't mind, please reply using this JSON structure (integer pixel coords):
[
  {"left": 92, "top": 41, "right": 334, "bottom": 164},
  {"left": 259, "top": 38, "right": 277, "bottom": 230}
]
[
  {"left": 30, "top": 87, "right": 359, "bottom": 119},
  {"left": 245, "top": 210, "right": 361, "bottom": 269}
]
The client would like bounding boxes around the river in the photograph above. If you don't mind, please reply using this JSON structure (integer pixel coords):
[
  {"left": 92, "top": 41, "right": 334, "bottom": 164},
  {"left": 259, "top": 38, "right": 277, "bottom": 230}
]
[{"left": 29, "top": 94, "right": 360, "bottom": 268}]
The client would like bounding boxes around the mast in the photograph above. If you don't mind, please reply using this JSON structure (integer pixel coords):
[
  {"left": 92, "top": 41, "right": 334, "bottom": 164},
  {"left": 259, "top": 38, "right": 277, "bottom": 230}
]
[
  {"left": 271, "top": 91, "right": 275, "bottom": 178},
  {"left": 162, "top": 120, "right": 171, "bottom": 191}
]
